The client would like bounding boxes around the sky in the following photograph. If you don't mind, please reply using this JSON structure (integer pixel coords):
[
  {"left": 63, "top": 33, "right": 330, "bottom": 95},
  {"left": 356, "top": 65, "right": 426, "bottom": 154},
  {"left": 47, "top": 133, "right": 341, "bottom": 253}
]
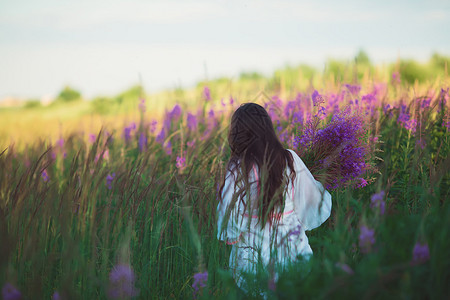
[{"left": 0, "top": 0, "right": 449, "bottom": 100}]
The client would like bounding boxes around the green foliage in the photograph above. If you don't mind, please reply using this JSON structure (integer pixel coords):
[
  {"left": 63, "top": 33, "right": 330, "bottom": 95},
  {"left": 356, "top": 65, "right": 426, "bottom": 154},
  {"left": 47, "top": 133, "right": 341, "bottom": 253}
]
[
  {"left": 24, "top": 100, "right": 41, "bottom": 109},
  {"left": 56, "top": 86, "right": 82, "bottom": 103},
  {"left": 90, "top": 96, "right": 116, "bottom": 115}
]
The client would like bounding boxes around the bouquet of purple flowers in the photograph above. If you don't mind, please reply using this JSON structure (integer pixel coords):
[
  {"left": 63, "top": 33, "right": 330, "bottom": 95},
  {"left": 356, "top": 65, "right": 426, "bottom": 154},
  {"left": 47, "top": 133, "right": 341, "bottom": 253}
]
[{"left": 294, "top": 93, "right": 375, "bottom": 189}]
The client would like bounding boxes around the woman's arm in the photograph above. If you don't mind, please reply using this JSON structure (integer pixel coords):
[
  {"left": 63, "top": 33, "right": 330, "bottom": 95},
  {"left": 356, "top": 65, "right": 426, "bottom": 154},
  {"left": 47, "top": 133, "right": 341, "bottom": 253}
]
[{"left": 288, "top": 149, "right": 332, "bottom": 231}]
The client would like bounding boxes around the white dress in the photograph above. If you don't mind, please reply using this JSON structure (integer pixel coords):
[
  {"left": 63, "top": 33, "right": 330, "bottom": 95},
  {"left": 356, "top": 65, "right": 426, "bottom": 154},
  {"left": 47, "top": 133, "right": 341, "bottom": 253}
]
[{"left": 216, "top": 149, "right": 332, "bottom": 287}]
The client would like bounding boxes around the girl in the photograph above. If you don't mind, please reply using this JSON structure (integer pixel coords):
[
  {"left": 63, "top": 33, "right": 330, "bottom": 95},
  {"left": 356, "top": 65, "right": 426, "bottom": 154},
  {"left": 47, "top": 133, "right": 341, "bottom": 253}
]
[{"left": 217, "top": 103, "right": 332, "bottom": 291}]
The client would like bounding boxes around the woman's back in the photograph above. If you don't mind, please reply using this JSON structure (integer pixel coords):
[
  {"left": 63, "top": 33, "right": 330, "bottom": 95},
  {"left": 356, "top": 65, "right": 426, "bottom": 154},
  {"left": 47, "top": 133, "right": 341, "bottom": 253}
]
[{"left": 217, "top": 149, "right": 332, "bottom": 286}]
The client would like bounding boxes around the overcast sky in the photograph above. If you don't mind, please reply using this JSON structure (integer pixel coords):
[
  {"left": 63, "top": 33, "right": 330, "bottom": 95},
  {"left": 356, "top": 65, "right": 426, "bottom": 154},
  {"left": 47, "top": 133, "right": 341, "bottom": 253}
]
[{"left": 1, "top": 0, "right": 449, "bottom": 100}]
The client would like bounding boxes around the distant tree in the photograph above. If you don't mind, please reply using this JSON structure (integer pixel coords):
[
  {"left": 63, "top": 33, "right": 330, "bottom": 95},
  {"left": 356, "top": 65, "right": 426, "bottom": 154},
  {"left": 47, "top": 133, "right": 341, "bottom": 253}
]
[
  {"left": 430, "top": 53, "right": 450, "bottom": 71},
  {"left": 355, "top": 50, "right": 371, "bottom": 65},
  {"left": 56, "top": 86, "right": 82, "bottom": 102},
  {"left": 24, "top": 100, "right": 41, "bottom": 109},
  {"left": 239, "top": 72, "right": 264, "bottom": 80}
]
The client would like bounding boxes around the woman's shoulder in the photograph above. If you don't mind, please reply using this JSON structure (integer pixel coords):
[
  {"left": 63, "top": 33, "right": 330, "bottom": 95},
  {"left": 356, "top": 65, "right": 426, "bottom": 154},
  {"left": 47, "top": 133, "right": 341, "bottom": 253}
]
[{"left": 286, "top": 149, "right": 304, "bottom": 167}]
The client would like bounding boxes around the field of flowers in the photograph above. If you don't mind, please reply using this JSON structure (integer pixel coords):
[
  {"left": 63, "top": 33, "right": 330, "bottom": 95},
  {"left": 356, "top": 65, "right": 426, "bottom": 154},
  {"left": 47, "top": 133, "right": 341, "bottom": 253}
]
[{"left": 1, "top": 64, "right": 449, "bottom": 299}]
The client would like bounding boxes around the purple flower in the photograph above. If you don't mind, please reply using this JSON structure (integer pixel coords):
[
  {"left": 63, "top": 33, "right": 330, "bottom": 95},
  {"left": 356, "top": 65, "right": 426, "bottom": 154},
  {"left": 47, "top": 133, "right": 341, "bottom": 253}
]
[
  {"left": 138, "top": 132, "right": 147, "bottom": 152},
  {"left": 311, "top": 90, "right": 324, "bottom": 107},
  {"left": 208, "top": 108, "right": 215, "bottom": 119},
  {"left": 335, "top": 262, "right": 354, "bottom": 275},
  {"left": 57, "top": 138, "right": 64, "bottom": 148},
  {"left": 123, "top": 123, "right": 136, "bottom": 143},
  {"left": 356, "top": 177, "right": 368, "bottom": 188},
  {"left": 370, "top": 190, "right": 386, "bottom": 215},
  {"left": 411, "top": 242, "right": 430, "bottom": 265},
  {"left": 391, "top": 71, "right": 401, "bottom": 84},
  {"left": 164, "top": 141, "right": 172, "bottom": 155},
  {"left": 420, "top": 97, "right": 431, "bottom": 109},
  {"left": 106, "top": 173, "right": 116, "bottom": 190},
  {"left": 187, "top": 139, "right": 196, "bottom": 148},
  {"left": 89, "top": 134, "right": 97, "bottom": 144},
  {"left": 176, "top": 155, "right": 186, "bottom": 169},
  {"left": 359, "top": 225, "right": 375, "bottom": 253},
  {"left": 138, "top": 98, "right": 146, "bottom": 113},
  {"left": 149, "top": 120, "right": 157, "bottom": 134},
  {"left": 169, "top": 104, "right": 182, "bottom": 120},
  {"left": 108, "top": 264, "right": 139, "bottom": 299},
  {"left": 187, "top": 113, "right": 198, "bottom": 131},
  {"left": 229, "top": 96, "right": 234, "bottom": 105},
  {"left": 192, "top": 271, "right": 208, "bottom": 298},
  {"left": 52, "top": 291, "right": 61, "bottom": 300},
  {"left": 344, "top": 84, "right": 361, "bottom": 95},
  {"left": 42, "top": 169, "right": 49, "bottom": 182},
  {"left": 2, "top": 283, "right": 21, "bottom": 300},
  {"left": 203, "top": 86, "right": 211, "bottom": 101},
  {"left": 156, "top": 129, "right": 165, "bottom": 144}
]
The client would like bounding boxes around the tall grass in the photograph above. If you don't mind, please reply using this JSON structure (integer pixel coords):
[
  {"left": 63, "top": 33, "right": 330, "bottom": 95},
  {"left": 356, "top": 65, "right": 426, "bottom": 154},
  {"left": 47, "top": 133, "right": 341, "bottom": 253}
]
[{"left": 0, "top": 66, "right": 449, "bottom": 299}]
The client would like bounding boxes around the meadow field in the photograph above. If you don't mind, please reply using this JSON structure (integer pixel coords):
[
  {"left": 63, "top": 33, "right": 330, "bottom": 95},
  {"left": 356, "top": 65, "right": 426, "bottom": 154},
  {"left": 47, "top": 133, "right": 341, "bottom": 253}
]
[{"left": 1, "top": 56, "right": 449, "bottom": 299}]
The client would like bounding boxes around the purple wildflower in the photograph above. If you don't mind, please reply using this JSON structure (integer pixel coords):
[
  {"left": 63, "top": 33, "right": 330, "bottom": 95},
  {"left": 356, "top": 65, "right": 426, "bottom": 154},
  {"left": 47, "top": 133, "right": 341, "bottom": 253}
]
[
  {"left": 345, "top": 84, "right": 361, "bottom": 95},
  {"left": 156, "top": 129, "right": 165, "bottom": 144},
  {"left": 106, "top": 173, "right": 116, "bottom": 190},
  {"left": 361, "top": 93, "right": 376, "bottom": 106},
  {"left": 123, "top": 123, "right": 136, "bottom": 143},
  {"left": 411, "top": 242, "right": 430, "bottom": 265},
  {"left": 164, "top": 141, "right": 172, "bottom": 155},
  {"left": 229, "top": 96, "right": 234, "bottom": 105},
  {"left": 311, "top": 90, "right": 324, "bottom": 107},
  {"left": 57, "top": 138, "right": 64, "bottom": 148},
  {"left": 187, "top": 113, "right": 198, "bottom": 131},
  {"left": 335, "top": 262, "right": 354, "bottom": 275},
  {"left": 89, "top": 134, "right": 96, "bottom": 144},
  {"left": 52, "top": 291, "right": 61, "bottom": 300},
  {"left": 208, "top": 108, "right": 215, "bottom": 119},
  {"left": 2, "top": 283, "right": 21, "bottom": 300},
  {"left": 187, "top": 139, "right": 196, "bottom": 148},
  {"left": 356, "top": 177, "right": 368, "bottom": 188},
  {"left": 420, "top": 97, "right": 431, "bottom": 109},
  {"left": 192, "top": 271, "right": 208, "bottom": 298},
  {"left": 203, "top": 86, "right": 211, "bottom": 101},
  {"left": 138, "top": 97, "right": 146, "bottom": 113},
  {"left": 138, "top": 132, "right": 147, "bottom": 152},
  {"left": 107, "top": 264, "right": 139, "bottom": 299},
  {"left": 370, "top": 190, "right": 386, "bottom": 215},
  {"left": 359, "top": 225, "right": 375, "bottom": 253},
  {"left": 149, "top": 120, "right": 157, "bottom": 134},
  {"left": 42, "top": 169, "right": 49, "bottom": 182},
  {"left": 391, "top": 71, "right": 401, "bottom": 84},
  {"left": 169, "top": 104, "right": 182, "bottom": 120},
  {"left": 176, "top": 155, "right": 186, "bottom": 169}
]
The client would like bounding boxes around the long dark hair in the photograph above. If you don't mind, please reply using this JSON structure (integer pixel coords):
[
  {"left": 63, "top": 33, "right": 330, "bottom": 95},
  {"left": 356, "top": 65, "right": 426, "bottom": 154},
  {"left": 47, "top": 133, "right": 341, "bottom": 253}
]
[{"left": 219, "top": 103, "right": 296, "bottom": 227}]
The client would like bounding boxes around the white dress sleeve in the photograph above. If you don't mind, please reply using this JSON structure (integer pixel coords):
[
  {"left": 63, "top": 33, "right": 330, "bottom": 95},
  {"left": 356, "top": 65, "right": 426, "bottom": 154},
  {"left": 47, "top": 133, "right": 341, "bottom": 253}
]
[
  {"left": 216, "top": 169, "right": 248, "bottom": 244},
  {"left": 288, "top": 149, "right": 332, "bottom": 231}
]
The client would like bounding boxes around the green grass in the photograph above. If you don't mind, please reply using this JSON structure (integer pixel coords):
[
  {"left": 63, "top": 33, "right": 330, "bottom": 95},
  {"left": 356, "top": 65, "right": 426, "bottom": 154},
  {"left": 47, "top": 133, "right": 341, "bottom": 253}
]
[{"left": 0, "top": 58, "right": 449, "bottom": 299}]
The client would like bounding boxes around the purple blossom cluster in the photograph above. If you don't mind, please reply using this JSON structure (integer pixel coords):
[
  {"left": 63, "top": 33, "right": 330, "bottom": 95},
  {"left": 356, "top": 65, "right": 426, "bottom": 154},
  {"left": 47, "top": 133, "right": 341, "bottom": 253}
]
[
  {"left": 192, "top": 271, "right": 208, "bottom": 298},
  {"left": 411, "top": 242, "right": 430, "bottom": 265},
  {"left": 370, "top": 190, "right": 386, "bottom": 215},
  {"left": 123, "top": 122, "right": 136, "bottom": 143},
  {"left": 2, "top": 283, "right": 21, "bottom": 300},
  {"left": 176, "top": 154, "right": 186, "bottom": 169},
  {"left": 106, "top": 173, "right": 116, "bottom": 190},
  {"left": 41, "top": 169, "right": 49, "bottom": 182},
  {"left": 359, "top": 225, "right": 375, "bottom": 253},
  {"left": 294, "top": 108, "right": 369, "bottom": 189},
  {"left": 107, "top": 263, "right": 139, "bottom": 299}
]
